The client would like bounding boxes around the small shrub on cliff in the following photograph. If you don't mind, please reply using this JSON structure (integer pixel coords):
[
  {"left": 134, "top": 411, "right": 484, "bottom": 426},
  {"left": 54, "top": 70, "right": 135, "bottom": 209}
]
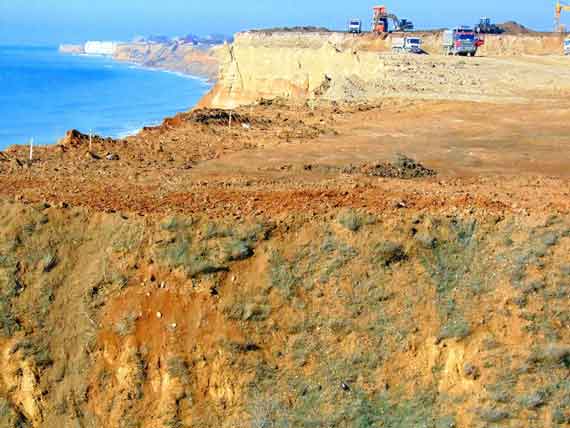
[
  {"left": 437, "top": 318, "right": 471, "bottom": 342},
  {"left": 111, "top": 223, "right": 145, "bottom": 253},
  {"left": 222, "top": 300, "right": 271, "bottom": 322},
  {"left": 168, "top": 356, "right": 191, "bottom": 385},
  {"left": 0, "top": 272, "right": 21, "bottom": 337},
  {"left": 114, "top": 313, "right": 137, "bottom": 337},
  {"left": 0, "top": 397, "right": 28, "bottom": 427},
  {"left": 372, "top": 241, "right": 407, "bottom": 268},
  {"left": 0, "top": 255, "right": 11, "bottom": 268},
  {"left": 163, "top": 237, "right": 192, "bottom": 267},
  {"left": 14, "top": 337, "right": 52, "bottom": 369},
  {"left": 41, "top": 251, "right": 57, "bottom": 273},
  {"left": 318, "top": 235, "right": 358, "bottom": 284},
  {"left": 338, "top": 210, "right": 374, "bottom": 232},
  {"left": 477, "top": 408, "right": 510, "bottom": 423},
  {"left": 268, "top": 251, "right": 300, "bottom": 298},
  {"left": 161, "top": 216, "right": 193, "bottom": 231},
  {"left": 223, "top": 239, "right": 254, "bottom": 262},
  {"left": 518, "top": 389, "right": 549, "bottom": 409},
  {"left": 160, "top": 238, "right": 226, "bottom": 277},
  {"left": 204, "top": 222, "right": 233, "bottom": 240}
]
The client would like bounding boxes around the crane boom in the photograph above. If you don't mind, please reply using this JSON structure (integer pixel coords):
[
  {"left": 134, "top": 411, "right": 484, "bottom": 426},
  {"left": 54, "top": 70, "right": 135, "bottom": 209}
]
[{"left": 555, "top": 1, "right": 570, "bottom": 32}]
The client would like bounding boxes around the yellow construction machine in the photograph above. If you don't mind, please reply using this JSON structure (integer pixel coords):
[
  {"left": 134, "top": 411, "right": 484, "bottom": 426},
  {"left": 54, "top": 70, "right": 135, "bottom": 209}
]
[{"left": 556, "top": 0, "right": 570, "bottom": 32}]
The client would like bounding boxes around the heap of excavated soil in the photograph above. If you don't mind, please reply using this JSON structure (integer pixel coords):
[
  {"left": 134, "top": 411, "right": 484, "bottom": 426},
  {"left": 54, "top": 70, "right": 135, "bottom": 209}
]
[{"left": 498, "top": 21, "right": 533, "bottom": 34}]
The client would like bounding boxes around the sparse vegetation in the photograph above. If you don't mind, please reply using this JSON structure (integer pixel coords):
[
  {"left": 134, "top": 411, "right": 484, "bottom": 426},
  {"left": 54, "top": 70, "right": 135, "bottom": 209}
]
[
  {"left": 222, "top": 300, "right": 271, "bottom": 321},
  {"left": 157, "top": 220, "right": 269, "bottom": 277},
  {"left": 114, "top": 312, "right": 137, "bottom": 337},
  {"left": 13, "top": 337, "right": 52, "bottom": 369},
  {"left": 478, "top": 408, "right": 510, "bottom": 423},
  {"left": 161, "top": 216, "right": 193, "bottom": 231},
  {"left": 338, "top": 210, "right": 374, "bottom": 232},
  {"left": 168, "top": 356, "right": 191, "bottom": 385},
  {"left": 223, "top": 239, "right": 253, "bottom": 261},
  {"left": 268, "top": 250, "right": 301, "bottom": 298},
  {"left": 0, "top": 203, "right": 569, "bottom": 427},
  {"left": 0, "top": 397, "right": 28, "bottom": 427},
  {"left": 421, "top": 218, "right": 489, "bottom": 340},
  {"left": 372, "top": 241, "right": 407, "bottom": 267},
  {"left": 41, "top": 251, "right": 57, "bottom": 272}
]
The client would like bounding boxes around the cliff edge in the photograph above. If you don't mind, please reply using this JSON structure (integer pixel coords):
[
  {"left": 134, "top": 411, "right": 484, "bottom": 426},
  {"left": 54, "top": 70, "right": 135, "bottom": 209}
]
[
  {"left": 201, "top": 31, "right": 569, "bottom": 108},
  {"left": 113, "top": 42, "right": 221, "bottom": 81}
]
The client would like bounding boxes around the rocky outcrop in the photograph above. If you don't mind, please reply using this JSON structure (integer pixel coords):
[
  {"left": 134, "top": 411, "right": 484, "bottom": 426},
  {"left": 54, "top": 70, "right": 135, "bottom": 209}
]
[{"left": 201, "top": 31, "right": 569, "bottom": 108}]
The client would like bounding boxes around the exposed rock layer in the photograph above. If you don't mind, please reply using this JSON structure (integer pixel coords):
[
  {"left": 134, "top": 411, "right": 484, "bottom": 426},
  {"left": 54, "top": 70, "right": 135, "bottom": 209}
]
[
  {"left": 113, "top": 43, "right": 221, "bottom": 81},
  {"left": 201, "top": 31, "right": 570, "bottom": 108}
]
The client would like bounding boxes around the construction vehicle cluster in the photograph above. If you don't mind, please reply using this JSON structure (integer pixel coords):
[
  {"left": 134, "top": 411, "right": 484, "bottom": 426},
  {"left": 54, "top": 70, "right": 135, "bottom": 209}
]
[{"left": 347, "top": 5, "right": 570, "bottom": 57}]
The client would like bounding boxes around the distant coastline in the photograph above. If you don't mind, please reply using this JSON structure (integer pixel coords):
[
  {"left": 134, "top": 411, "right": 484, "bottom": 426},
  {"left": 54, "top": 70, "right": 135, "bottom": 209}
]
[
  {"left": 59, "top": 38, "right": 224, "bottom": 82},
  {"left": 0, "top": 45, "right": 212, "bottom": 149}
]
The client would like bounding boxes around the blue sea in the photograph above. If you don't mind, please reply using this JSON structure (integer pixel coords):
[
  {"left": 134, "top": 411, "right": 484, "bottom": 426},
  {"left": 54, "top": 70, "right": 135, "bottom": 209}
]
[{"left": 0, "top": 45, "right": 211, "bottom": 150}]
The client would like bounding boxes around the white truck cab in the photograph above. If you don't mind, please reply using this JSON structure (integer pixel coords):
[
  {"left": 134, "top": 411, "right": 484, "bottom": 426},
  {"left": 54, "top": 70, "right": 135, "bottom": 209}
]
[
  {"left": 392, "top": 37, "right": 423, "bottom": 54},
  {"left": 348, "top": 19, "right": 362, "bottom": 34}
]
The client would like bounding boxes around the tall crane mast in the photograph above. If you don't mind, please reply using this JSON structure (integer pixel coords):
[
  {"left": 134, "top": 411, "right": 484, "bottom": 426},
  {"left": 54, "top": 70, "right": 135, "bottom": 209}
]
[{"left": 556, "top": 0, "right": 570, "bottom": 32}]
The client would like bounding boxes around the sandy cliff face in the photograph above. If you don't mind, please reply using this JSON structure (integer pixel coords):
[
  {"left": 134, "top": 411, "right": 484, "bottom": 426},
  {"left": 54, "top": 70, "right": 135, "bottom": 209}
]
[
  {"left": 201, "top": 31, "right": 569, "bottom": 108},
  {"left": 2, "top": 200, "right": 570, "bottom": 428},
  {"left": 113, "top": 43, "right": 220, "bottom": 81}
]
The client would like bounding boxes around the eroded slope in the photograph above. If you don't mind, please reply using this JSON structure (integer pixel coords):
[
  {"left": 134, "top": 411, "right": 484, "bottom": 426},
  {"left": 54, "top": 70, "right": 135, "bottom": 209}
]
[{"left": 1, "top": 202, "right": 570, "bottom": 427}]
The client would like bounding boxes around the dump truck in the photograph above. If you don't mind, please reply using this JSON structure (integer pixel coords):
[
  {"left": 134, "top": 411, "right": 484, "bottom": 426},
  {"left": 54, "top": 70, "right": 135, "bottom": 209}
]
[
  {"left": 348, "top": 19, "right": 362, "bottom": 34},
  {"left": 443, "top": 27, "right": 479, "bottom": 56},
  {"left": 392, "top": 36, "right": 423, "bottom": 54},
  {"left": 565, "top": 37, "right": 570, "bottom": 55}
]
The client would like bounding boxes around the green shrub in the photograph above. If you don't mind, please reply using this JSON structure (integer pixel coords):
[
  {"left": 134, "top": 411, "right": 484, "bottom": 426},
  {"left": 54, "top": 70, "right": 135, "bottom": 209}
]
[
  {"left": 319, "top": 239, "right": 358, "bottom": 284},
  {"left": 437, "top": 318, "right": 471, "bottom": 342},
  {"left": 161, "top": 216, "right": 192, "bottom": 231},
  {"left": 160, "top": 238, "right": 227, "bottom": 277},
  {"left": 268, "top": 251, "right": 300, "bottom": 298},
  {"left": 114, "top": 313, "right": 137, "bottom": 337},
  {"left": 14, "top": 338, "right": 52, "bottom": 369},
  {"left": 373, "top": 242, "right": 407, "bottom": 267},
  {"left": 477, "top": 408, "right": 510, "bottom": 423},
  {"left": 338, "top": 210, "right": 371, "bottom": 232},
  {"left": 0, "top": 293, "right": 20, "bottom": 337},
  {"left": 519, "top": 389, "right": 548, "bottom": 409},
  {"left": 204, "top": 222, "right": 233, "bottom": 239},
  {"left": 0, "top": 397, "right": 28, "bottom": 427},
  {"left": 347, "top": 391, "right": 438, "bottom": 428},
  {"left": 223, "top": 301, "right": 271, "bottom": 322},
  {"left": 41, "top": 252, "right": 57, "bottom": 273},
  {"left": 168, "top": 356, "right": 191, "bottom": 385},
  {"left": 162, "top": 237, "right": 192, "bottom": 267},
  {"left": 111, "top": 224, "right": 144, "bottom": 253},
  {"left": 224, "top": 239, "right": 253, "bottom": 261}
]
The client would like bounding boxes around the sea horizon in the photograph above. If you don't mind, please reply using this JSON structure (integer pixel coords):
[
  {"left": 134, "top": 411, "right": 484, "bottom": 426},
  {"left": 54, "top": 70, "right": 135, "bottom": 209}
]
[{"left": 0, "top": 45, "right": 211, "bottom": 150}]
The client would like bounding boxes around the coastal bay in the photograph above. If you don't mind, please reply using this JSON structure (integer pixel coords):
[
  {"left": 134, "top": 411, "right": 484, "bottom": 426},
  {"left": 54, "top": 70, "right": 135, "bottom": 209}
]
[{"left": 0, "top": 45, "right": 212, "bottom": 149}]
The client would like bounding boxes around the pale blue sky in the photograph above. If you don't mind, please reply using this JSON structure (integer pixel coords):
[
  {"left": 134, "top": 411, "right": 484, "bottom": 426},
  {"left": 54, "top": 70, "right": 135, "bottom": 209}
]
[{"left": 0, "top": 0, "right": 562, "bottom": 45}]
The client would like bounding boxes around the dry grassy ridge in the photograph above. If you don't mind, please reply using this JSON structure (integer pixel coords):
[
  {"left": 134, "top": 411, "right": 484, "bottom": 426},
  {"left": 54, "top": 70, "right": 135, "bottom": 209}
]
[
  {"left": 2, "top": 49, "right": 570, "bottom": 426},
  {"left": 1, "top": 199, "right": 570, "bottom": 428}
]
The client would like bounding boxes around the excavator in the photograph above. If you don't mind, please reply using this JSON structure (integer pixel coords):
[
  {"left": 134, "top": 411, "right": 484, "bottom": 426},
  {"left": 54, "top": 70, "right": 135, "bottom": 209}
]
[
  {"left": 372, "top": 5, "right": 414, "bottom": 34},
  {"left": 556, "top": 0, "right": 570, "bottom": 32}
]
